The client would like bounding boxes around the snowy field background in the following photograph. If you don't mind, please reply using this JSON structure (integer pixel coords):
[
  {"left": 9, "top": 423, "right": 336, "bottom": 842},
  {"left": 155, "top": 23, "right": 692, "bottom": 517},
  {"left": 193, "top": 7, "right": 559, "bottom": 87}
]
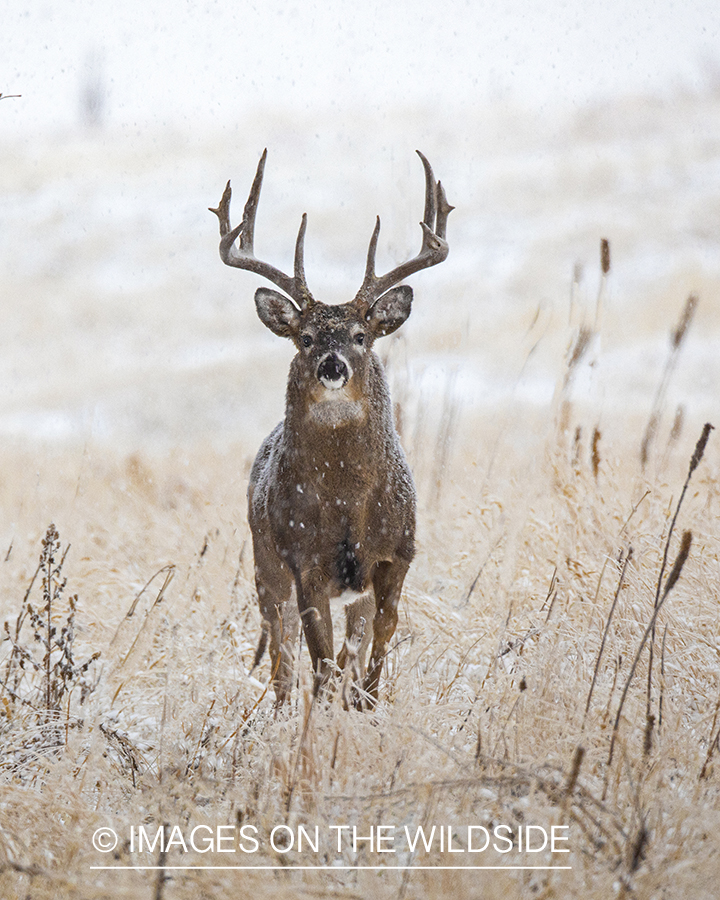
[{"left": 1, "top": 0, "right": 720, "bottom": 454}]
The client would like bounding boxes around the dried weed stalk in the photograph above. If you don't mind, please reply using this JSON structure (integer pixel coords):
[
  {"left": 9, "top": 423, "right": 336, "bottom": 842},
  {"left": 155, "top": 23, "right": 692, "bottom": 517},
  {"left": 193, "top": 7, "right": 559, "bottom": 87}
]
[
  {"left": 595, "top": 237, "right": 611, "bottom": 328},
  {"left": 645, "top": 423, "right": 713, "bottom": 725},
  {"left": 699, "top": 694, "right": 720, "bottom": 780},
  {"left": 602, "top": 424, "right": 712, "bottom": 790},
  {"left": 583, "top": 548, "right": 633, "bottom": 728},
  {"left": 1, "top": 525, "right": 100, "bottom": 722},
  {"left": 640, "top": 294, "right": 698, "bottom": 468}
]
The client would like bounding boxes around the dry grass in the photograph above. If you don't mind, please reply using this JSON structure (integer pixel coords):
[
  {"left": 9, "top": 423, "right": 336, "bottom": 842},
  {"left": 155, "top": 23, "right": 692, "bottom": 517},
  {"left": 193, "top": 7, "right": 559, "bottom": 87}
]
[{"left": 0, "top": 312, "right": 719, "bottom": 900}]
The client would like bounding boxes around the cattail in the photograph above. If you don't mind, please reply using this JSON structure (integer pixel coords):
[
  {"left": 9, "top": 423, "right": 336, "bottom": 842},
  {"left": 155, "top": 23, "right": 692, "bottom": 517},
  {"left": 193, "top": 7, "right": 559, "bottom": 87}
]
[
  {"left": 669, "top": 405, "right": 684, "bottom": 444},
  {"left": 591, "top": 427, "right": 601, "bottom": 479},
  {"left": 643, "top": 712, "right": 655, "bottom": 759},
  {"left": 640, "top": 413, "right": 658, "bottom": 469},
  {"left": 662, "top": 530, "right": 692, "bottom": 599},
  {"left": 568, "top": 326, "right": 592, "bottom": 372},
  {"left": 689, "top": 422, "right": 714, "bottom": 477},
  {"left": 572, "top": 425, "right": 582, "bottom": 468},
  {"left": 565, "top": 745, "right": 585, "bottom": 797},
  {"left": 671, "top": 293, "right": 698, "bottom": 350},
  {"left": 594, "top": 240, "right": 610, "bottom": 330},
  {"left": 600, "top": 238, "right": 611, "bottom": 275}
]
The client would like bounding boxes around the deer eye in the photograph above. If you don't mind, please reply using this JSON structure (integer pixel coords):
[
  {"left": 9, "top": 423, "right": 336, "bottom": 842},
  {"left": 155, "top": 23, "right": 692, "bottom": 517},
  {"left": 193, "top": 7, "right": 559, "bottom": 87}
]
[
  {"left": 354, "top": 332, "right": 365, "bottom": 346},
  {"left": 301, "top": 334, "right": 313, "bottom": 348}
]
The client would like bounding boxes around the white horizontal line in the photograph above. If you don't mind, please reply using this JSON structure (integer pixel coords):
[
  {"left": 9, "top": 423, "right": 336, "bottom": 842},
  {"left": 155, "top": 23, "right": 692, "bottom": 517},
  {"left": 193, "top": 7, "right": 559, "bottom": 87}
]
[{"left": 91, "top": 865, "right": 573, "bottom": 871}]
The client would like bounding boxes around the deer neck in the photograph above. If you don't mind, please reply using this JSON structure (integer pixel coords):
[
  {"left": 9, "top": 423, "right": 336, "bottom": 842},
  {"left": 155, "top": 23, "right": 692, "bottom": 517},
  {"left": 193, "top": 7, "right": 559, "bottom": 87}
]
[
  {"left": 282, "top": 355, "right": 391, "bottom": 473},
  {"left": 284, "top": 387, "right": 373, "bottom": 445}
]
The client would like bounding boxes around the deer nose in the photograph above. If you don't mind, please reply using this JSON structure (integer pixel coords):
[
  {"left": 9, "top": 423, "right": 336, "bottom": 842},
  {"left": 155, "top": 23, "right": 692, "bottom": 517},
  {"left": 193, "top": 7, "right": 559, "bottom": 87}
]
[{"left": 317, "top": 352, "right": 350, "bottom": 389}]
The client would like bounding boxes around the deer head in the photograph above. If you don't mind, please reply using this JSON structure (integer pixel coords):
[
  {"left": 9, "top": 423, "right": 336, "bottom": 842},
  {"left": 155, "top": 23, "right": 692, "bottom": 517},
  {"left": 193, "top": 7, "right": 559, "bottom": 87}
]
[{"left": 210, "top": 148, "right": 452, "bottom": 361}]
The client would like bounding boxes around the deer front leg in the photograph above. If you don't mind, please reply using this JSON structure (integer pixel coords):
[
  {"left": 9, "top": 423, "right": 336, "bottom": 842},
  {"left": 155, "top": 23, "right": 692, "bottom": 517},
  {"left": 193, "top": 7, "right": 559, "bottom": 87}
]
[
  {"left": 295, "top": 570, "right": 334, "bottom": 695},
  {"left": 256, "top": 582, "right": 298, "bottom": 707},
  {"left": 363, "top": 558, "right": 411, "bottom": 705},
  {"left": 252, "top": 535, "right": 298, "bottom": 706}
]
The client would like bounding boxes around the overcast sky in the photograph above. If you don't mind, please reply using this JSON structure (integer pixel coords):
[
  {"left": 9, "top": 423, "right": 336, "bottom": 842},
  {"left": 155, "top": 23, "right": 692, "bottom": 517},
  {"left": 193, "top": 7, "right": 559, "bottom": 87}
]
[{"left": 2, "top": 0, "right": 719, "bottom": 133}]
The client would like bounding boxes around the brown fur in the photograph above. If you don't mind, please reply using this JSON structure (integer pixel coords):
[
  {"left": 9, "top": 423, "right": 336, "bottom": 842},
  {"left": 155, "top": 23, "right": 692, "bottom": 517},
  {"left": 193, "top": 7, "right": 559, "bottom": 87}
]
[{"left": 249, "top": 299, "right": 416, "bottom": 704}]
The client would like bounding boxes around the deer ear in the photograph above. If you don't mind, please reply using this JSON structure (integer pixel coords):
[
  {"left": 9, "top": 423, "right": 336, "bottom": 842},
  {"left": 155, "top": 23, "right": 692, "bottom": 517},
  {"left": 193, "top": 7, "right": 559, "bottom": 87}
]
[
  {"left": 255, "top": 288, "right": 301, "bottom": 338},
  {"left": 366, "top": 285, "right": 413, "bottom": 336}
]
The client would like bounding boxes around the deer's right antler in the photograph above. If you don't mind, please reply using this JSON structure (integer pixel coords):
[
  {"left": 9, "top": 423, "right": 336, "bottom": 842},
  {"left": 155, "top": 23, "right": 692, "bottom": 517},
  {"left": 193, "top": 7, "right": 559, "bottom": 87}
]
[
  {"left": 209, "top": 149, "right": 315, "bottom": 312},
  {"left": 353, "top": 150, "right": 453, "bottom": 313}
]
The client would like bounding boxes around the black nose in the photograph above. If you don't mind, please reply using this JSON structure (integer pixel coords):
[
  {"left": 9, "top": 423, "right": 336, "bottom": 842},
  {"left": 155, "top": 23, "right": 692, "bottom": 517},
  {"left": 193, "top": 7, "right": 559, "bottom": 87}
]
[{"left": 317, "top": 353, "right": 349, "bottom": 386}]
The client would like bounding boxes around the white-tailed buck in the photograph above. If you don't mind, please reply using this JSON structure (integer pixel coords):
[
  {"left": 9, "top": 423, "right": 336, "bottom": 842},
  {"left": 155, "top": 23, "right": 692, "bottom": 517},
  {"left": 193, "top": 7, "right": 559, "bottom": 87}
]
[{"left": 211, "top": 150, "right": 451, "bottom": 706}]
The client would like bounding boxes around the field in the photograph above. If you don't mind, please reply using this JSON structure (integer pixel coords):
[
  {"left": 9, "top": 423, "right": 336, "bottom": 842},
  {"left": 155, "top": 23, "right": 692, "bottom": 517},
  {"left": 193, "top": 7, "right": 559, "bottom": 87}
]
[{"left": 1, "top": 90, "right": 720, "bottom": 898}]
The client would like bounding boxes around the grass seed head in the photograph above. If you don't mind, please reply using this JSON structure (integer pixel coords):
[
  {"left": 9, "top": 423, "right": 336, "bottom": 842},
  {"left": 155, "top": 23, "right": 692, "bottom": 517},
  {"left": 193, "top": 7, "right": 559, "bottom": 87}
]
[{"left": 600, "top": 238, "right": 611, "bottom": 275}]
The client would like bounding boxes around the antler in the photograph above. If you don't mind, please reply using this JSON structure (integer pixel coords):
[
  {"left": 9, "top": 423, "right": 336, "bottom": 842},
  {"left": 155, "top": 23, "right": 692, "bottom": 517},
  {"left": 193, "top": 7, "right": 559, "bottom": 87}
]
[
  {"left": 209, "top": 149, "right": 314, "bottom": 311},
  {"left": 353, "top": 150, "right": 453, "bottom": 311}
]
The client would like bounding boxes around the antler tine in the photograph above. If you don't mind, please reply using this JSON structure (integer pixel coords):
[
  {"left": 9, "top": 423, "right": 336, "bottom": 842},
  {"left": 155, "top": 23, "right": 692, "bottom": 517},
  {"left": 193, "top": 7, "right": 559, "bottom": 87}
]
[
  {"left": 209, "top": 150, "right": 314, "bottom": 311},
  {"left": 435, "top": 180, "right": 454, "bottom": 241},
  {"left": 208, "top": 180, "right": 234, "bottom": 237},
  {"left": 416, "top": 150, "right": 436, "bottom": 230},
  {"left": 238, "top": 146, "right": 267, "bottom": 255},
  {"left": 362, "top": 216, "right": 382, "bottom": 285},
  {"left": 416, "top": 151, "right": 455, "bottom": 237},
  {"left": 294, "top": 213, "right": 308, "bottom": 290},
  {"left": 353, "top": 152, "right": 452, "bottom": 311}
]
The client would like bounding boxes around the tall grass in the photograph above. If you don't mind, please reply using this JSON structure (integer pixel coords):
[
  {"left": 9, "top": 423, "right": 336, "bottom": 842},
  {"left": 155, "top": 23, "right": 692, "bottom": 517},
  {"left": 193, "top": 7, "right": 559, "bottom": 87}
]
[{"left": 0, "top": 300, "right": 718, "bottom": 900}]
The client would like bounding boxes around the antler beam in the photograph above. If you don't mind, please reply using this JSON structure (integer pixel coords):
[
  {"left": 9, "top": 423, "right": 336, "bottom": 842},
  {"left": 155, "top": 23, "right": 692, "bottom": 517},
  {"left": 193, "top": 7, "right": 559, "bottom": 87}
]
[
  {"left": 353, "top": 150, "right": 453, "bottom": 311},
  {"left": 209, "top": 149, "right": 314, "bottom": 311}
]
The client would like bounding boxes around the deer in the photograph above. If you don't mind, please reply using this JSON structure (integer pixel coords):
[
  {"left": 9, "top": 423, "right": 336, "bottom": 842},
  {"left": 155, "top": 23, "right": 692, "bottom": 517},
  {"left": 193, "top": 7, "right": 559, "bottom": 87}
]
[{"left": 210, "top": 150, "right": 451, "bottom": 707}]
